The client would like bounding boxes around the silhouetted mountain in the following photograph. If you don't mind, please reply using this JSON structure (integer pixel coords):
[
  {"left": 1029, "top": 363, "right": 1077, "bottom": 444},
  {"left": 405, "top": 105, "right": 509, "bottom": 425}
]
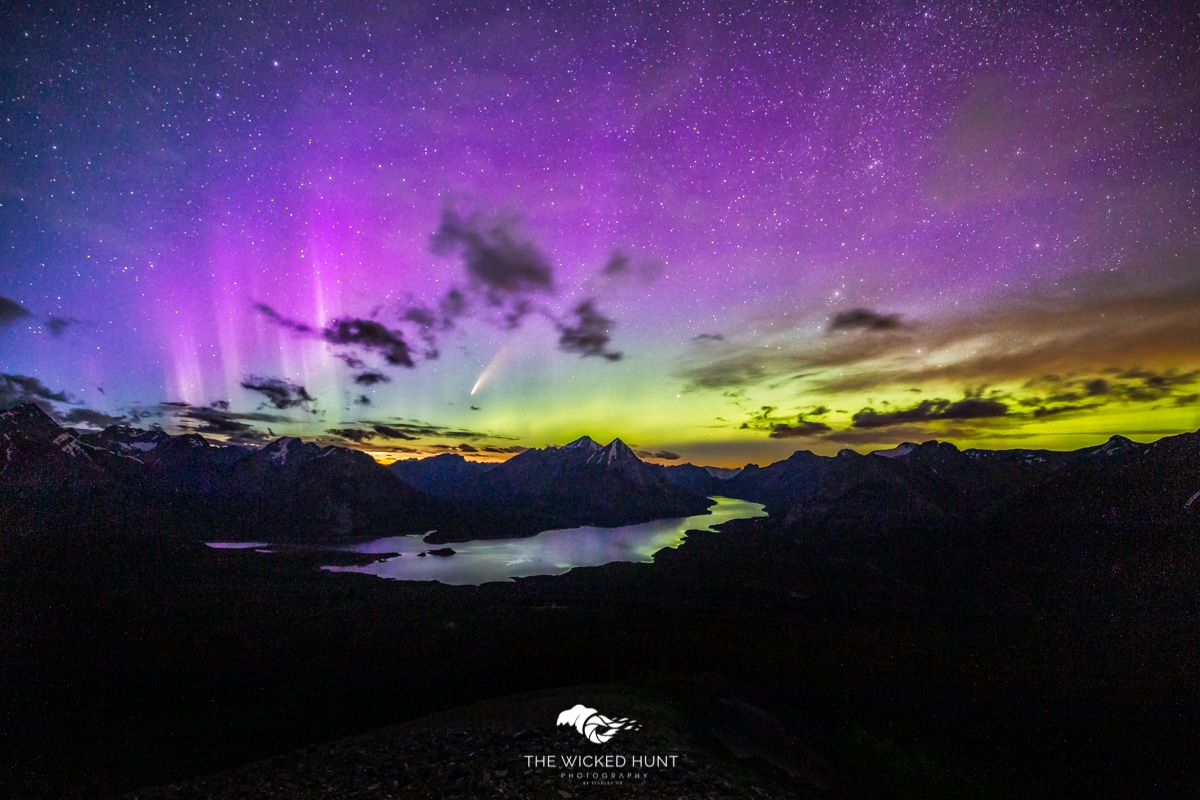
[
  {"left": 663, "top": 462, "right": 728, "bottom": 496},
  {"left": 6, "top": 401, "right": 1199, "bottom": 561},
  {"left": 1, "top": 405, "right": 439, "bottom": 541},
  {"left": 421, "top": 436, "right": 713, "bottom": 541},
  {"left": 388, "top": 452, "right": 494, "bottom": 498},
  {"left": 722, "top": 432, "right": 1200, "bottom": 601},
  {"left": 0, "top": 404, "right": 145, "bottom": 534}
]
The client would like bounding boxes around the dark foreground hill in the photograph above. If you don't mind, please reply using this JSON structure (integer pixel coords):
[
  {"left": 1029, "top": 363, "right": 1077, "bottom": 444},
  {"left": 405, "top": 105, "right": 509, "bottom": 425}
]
[{"left": 121, "top": 685, "right": 836, "bottom": 799}]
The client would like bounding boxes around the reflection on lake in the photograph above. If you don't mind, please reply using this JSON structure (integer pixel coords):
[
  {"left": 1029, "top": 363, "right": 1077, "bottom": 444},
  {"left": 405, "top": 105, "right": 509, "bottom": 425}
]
[{"left": 322, "top": 496, "right": 766, "bottom": 585}]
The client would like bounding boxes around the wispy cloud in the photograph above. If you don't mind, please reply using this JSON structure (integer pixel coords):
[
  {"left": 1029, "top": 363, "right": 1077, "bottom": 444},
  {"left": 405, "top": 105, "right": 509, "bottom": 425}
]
[
  {"left": 679, "top": 279, "right": 1200, "bottom": 399},
  {"left": 827, "top": 308, "right": 904, "bottom": 332}
]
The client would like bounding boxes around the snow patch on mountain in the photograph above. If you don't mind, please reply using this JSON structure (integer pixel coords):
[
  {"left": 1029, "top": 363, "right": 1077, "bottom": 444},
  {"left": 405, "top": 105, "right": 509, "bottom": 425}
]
[
  {"left": 873, "top": 443, "right": 916, "bottom": 459},
  {"left": 53, "top": 432, "right": 87, "bottom": 458}
]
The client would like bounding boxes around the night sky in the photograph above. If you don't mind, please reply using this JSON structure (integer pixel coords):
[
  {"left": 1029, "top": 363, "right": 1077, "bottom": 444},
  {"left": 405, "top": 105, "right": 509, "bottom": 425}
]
[{"left": 2, "top": 1, "right": 1198, "bottom": 466}]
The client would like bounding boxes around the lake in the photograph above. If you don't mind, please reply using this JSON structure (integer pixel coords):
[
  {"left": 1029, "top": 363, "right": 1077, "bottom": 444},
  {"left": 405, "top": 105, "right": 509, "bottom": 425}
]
[{"left": 321, "top": 496, "right": 766, "bottom": 585}]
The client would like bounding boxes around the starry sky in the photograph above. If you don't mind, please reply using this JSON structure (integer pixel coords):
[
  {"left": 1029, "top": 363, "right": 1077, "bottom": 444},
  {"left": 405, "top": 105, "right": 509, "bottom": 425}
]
[{"left": 2, "top": 1, "right": 1199, "bottom": 467}]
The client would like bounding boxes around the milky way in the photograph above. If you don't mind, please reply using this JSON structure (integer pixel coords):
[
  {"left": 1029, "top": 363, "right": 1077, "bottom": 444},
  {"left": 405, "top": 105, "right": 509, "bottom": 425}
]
[{"left": 2, "top": 1, "right": 1198, "bottom": 465}]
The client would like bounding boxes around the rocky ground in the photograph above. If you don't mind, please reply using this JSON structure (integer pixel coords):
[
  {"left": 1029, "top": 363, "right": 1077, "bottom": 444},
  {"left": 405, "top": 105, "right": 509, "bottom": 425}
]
[{"left": 122, "top": 686, "right": 836, "bottom": 800}]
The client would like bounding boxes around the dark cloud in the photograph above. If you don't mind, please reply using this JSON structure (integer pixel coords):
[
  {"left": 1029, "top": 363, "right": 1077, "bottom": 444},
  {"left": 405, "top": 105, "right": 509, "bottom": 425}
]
[
  {"left": 692, "top": 332, "right": 725, "bottom": 342},
  {"left": 371, "top": 423, "right": 419, "bottom": 441},
  {"left": 167, "top": 404, "right": 281, "bottom": 443},
  {"left": 738, "top": 405, "right": 833, "bottom": 439},
  {"left": 0, "top": 297, "right": 33, "bottom": 326},
  {"left": 257, "top": 207, "right": 633, "bottom": 371},
  {"left": 253, "top": 302, "right": 313, "bottom": 334},
  {"left": 769, "top": 419, "right": 833, "bottom": 438},
  {"left": 46, "top": 316, "right": 80, "bottom": 336},
  {"left": 127, "top": 407, "right": 163, "bottom": 422},
  {"left": 241, "top": 376, "right": 316, "bottom": 410},
  {"left": 851, "top": 397, "right": 1009, "bottom": 429},
  {"left": 348, "top": 417, "right": 518, "bottom": 443},
  {"left": 402, "top": 306, "right": 438, "bottom": 327},
  {"left": 557, "top": 300, "right": 622, "bottom": 361},
  {"left": 355, "top": 394, "right": 371, "bottom": 405},
  {"left": 353, "top": 371, "right": 390, "bottom": 386},
  {"left": 603, "top": 252, "right": 631, "bottom": 277},
  {"left": 739, "top": 405, "right": 776, "bottom": 430},
  {"left": 651, "top": 450, "right": 680, "bottom": 460},
  {"left": 1, "top": 373, "right": 70, "bottom": 407},
  {"left": 600, "top": 251, "right": 660, "bottom": 284},
  {"left": 1111, "top": 367, "right": 1200, "bottom": 402},
  {"left": 481, "top": 445, "right": 528, "bottom": 454},
  {"left": 255, "top": 304, "right": 415, "bottom": 368},
  {"left": 682, "top": 358, "right": 773, "bottom": 391},
  {"left": 470, "top": 405, "right": 481, "bottom": 410},
  {"left": 210, "top": 399, "right": 230, "bottom": 410},
  {"left": 441, "top": 429, "right": 481, "bottom": 439},
  {"left": 399, "top": 305, "right": 442, "bottom": 358},
  {"left": 186, "top": 408, "right": 250, "bottom": 434},
  {"left": 327, "top": 427, "right": 374, "bottom": 442},
  {"left": 440, "top": 288, "right": 467, "bottom": 320},
  {"left": 431, "top": 208, "right": 554, "bottom": 299},
  {"left": 828, "top": 308, "right": 903, "bottom": 332},
  {"left": 1021, "top": 369, "right": 1200, "bottom": 411},
  {"left": 323, "top": 318, "right": 414, "bottom": 367},
  {"left": 430, "top": 442, "right": 486, "bottom": 454},
  {"left": 58, "top": 407, "right": 126, "bottom": 428}
]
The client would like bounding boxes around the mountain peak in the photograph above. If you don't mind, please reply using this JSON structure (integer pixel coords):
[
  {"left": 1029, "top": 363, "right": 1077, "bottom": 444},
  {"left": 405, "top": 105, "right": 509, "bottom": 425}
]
[
  {"left": 1, "top": 401, "right": 59, "bottom": 431},
  {"left": 606, "top": 437, "right": 636, "bottom": 455},
  {"left": 872, "top": 442, "right": 917, "bottom": 459},
  {"left": 589, "top": 437, "right": 642, "bottom": 467},
  {"left": 562, "top": 435, "right": 601, "bottom": 451},
  {"left": 1096, "top": 434, "right": 1137, "bottom": 456}
]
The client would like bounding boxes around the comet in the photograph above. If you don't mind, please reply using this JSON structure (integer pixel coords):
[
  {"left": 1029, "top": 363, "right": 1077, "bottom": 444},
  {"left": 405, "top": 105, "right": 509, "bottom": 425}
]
[{"left": 470, "top": 345, "right": 514, "bottom": 395}]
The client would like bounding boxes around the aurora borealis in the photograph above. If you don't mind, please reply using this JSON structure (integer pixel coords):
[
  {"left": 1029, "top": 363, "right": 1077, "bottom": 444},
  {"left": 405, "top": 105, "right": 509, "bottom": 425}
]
[{"left": 2, "top": 1, "right": 1198, "bottom": 466}]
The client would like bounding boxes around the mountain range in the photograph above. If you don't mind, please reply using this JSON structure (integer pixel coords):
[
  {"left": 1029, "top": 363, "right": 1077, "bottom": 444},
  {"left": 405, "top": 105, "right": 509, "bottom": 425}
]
[{"left": 3, "top": 402, "right": 1198, "bottom": 558}]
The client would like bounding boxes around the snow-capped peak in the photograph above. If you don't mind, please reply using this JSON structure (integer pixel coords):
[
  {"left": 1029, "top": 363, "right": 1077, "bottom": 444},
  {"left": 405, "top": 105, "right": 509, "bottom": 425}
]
[
  {"left": 587, "top": 437, "right": 641, "bottom": 467},
  {"left": 562, "top": 435, "right": 601, "bottom": 452}
]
